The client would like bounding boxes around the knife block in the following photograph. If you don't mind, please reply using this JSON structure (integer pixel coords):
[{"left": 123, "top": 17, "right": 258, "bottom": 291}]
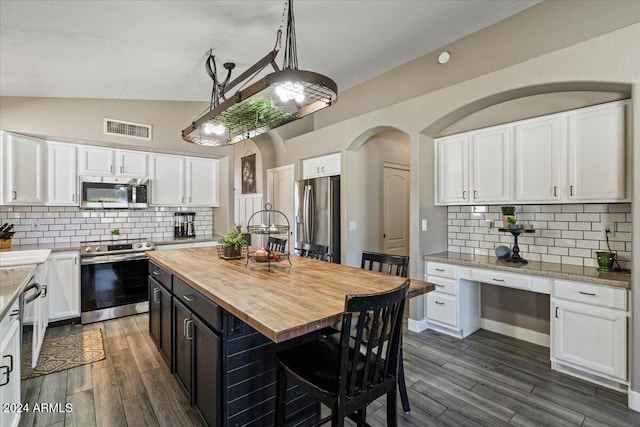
[{"left": 0, "top": 239, "right": 11, "bottom": 249}]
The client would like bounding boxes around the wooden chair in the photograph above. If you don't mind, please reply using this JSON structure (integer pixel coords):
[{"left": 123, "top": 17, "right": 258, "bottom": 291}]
[
  {"left": 361, "top": 251, "right": 412, "bottom": 413},
  {"left": 267, "top": 237, "right": 287, "bottom": 253},
  {"left": 297, "top": 242, "right": 329, "bottom": 261},
  {"left": 361, "top": 251, "right": 409, "bottom": 277},
  {"left": 274, "top": 281, "right": 410, "bottom": 427}
]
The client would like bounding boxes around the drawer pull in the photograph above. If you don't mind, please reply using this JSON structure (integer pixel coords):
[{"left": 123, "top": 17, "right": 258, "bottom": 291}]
[
  {"left": 492, "top": 278, "right": 505, "bottom": 282},
  {"left": 186, "top": 319, "right": 194, "bottom": 340},
  {"left": 0, "top": 366, "right": 9, "bottom": 387},
  {"left": 152, "top": 271, "right": 161, "bottom": 276},
  {"left": 153, "top": 288, "right": 160, "bottom": 304},
  {"left": 183, "top": 295, "right": 195, "bottom": 302},
  {"left": 579, "top": 291, "right": 596, "bottom": 296},
  {"left": 9, "top": 309, "right": 20, "bottom": 318},
  {"left": 435, "top": 284, "right": 445, "bottom": 288},
  {"left": 435, "top": 268, "right": 445, "bottom": 272},
  {"left": 435, "top": 301, "right": 445, "bottom": 305}
]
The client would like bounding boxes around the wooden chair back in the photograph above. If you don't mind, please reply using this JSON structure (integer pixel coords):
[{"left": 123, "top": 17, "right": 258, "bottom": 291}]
[
  {"left": 267, "top": 237, "right": 287, "bottom": 253},
  {"left": 297, "top": 242, "right": 329, "bottom": 261},
  {"left": 361, "top": 251, "right": 409, "bottom": 278}
]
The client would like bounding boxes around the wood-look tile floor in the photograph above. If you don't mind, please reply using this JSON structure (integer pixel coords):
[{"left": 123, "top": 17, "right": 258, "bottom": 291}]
[{"left": 19, "top": 314, "right": 640, "bottom": 427}]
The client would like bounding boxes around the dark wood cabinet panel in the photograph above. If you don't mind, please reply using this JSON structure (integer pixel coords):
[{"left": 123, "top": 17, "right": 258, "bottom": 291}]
[
  {"left": 173, "top": 299, "right": 192, "bottom": 399},
  {"left": 192, "top": 314, "right": 221, "bottom": 427},
  {"left": 158, "top": 283, "right": 172, "bottom": 366}
]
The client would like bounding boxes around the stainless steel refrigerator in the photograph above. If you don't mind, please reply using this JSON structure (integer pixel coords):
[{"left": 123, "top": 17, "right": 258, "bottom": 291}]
[{"left": 294, "top": 176, "right": 341, "bottom": 263}]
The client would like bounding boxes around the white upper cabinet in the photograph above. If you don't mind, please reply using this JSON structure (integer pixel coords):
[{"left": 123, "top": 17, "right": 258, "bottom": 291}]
[
  {"left": 435, "top": 100, "right": 628, "bottom": 205},
  {"left": 567, "top": 102, "right": 627, "bottom": 202},
  {"left": 186, "top": 157, "right": 219, "bottom": 207},
  {"left": 150, "top": 154, "right": 185, "bottom": 206},
  {"left": 436, "top": 134, "right": 468, "bottom": 204},
  {"left": 78, "top": 146, "right": 148, "bottom": 177},
  {"left": 302, "top": 153, "right": 341, "bottom": 179},
  {"left": 1, "top": 132, "right": 45, "bottom": 205},
  {"left": 470, "top": 126, "right": 511, "bottom": 203},
  {"left": 514, "top": 116, "right": 564, "bottom": 202},
  {"left": 47, "top": 141, "right": 78, "bottom": 206}
]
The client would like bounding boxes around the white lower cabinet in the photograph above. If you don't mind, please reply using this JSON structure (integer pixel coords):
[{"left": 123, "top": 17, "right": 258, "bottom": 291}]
[
  {"left": 46, "top": 251, "right": 81, "bottom": 321},
  {"left": 0, "top": 300, "right": 21, "bottom": 427},
  {"left": 551, "top": 280, "right": 628, "bottom": 384}
]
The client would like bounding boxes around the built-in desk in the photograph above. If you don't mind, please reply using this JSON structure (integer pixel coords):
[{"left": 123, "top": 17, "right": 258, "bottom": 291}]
[{"left": 422, "top": 252, "right": 631, "bottom": 393}]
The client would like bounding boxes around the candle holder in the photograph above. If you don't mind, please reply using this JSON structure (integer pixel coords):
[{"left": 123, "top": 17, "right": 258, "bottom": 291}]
[{"left": 498, "top": 228, "right": 535, "bottom": 264}]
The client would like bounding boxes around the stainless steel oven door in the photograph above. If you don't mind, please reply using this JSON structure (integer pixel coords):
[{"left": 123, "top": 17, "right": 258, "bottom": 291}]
[{"left": 80, "top": 254, "right": 149, "bottom": 323}]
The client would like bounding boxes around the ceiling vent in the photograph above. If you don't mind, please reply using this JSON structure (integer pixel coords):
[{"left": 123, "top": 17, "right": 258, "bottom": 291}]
[{"left": 104, "top": 118, "right": 152, "bottom": 141}]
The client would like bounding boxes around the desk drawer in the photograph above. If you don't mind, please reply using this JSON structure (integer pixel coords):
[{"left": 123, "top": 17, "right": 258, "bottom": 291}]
[
  {"left": 427, "top": 262, "right": 456, "bottom": 279},
  {"left": 473, "top": 269, "right": 531, "bottom": 291},
  {"left": 426, "top": 275, "right": 457, "bottom": 296},
  {"left": 427, "top": 293, "right": 458, "bottom": 328},
  {"left": 554, "top": 280, "right": 627, "bottom": 311}
]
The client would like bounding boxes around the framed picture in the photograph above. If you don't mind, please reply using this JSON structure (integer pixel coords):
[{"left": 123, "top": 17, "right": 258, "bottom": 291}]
[{"left": 241, "top": 153, "right": 257, "bottom": 194}]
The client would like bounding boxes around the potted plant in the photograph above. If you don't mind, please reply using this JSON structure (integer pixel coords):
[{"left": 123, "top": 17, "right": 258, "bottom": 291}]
[
  {"left": 507, "top": 216, "right": 521, "bottom": 230},
  {"left": 110, "top": 228, "right": 120, "bottom": 240},
  {"left": 218, "top": 226, "right": 247, "bottom": 259},
  {"left": 501, "top": 206, "right": 516, "bottom": 229}
]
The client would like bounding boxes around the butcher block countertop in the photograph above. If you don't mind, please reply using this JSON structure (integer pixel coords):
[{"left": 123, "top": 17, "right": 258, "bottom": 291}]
[{"left": 147, "top": 248, "right": 434, "bottom": 343}]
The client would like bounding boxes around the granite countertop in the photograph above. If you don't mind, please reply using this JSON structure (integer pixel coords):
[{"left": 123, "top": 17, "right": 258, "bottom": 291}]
[
  {"left": 0, "top": 264, "right": 38, "bottom": 319},
  {"left": 424, "top": 252, "right": 631, "bottom": 289}
]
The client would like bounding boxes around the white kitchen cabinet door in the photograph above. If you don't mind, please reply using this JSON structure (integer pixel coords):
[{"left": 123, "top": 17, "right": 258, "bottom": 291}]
[
  {"left": 567, "top": 102, "right": 626, "bottom": 201},
  {"left": 78, "top": 145, "right": 115, "bottom": 175},
  {"left": 47, "top": 142, "right": 78, "bottom": 205},
  {"left": 435, "top": 135, "right": 469, "bottom": 204},
  {"left": 552, "top": 300, "right": 627, "bottom": 381},
  {"left": 514, "top": 116, "right": 564, "bottom": 202},
  {"left": 116, "top": 150, "right": 148, "bottom": 177},
  {"left": 0, "top": 301, "right": 21, "bottom": 427},
  {"left": 2, "top": 133, "right": 45, "bottom": 205},
  {"left": 302, "top": 153, "right": 341, "bottom": 179},
  {"left": 46, "top": 251, "right": 81, "bottom": 321},
  {"left": 186, "top": 157, "right": 219, "bottom": 206},
  {"left": 470, "top": 126, "right": 511, "bottom": 203},
  {"left": 150, "top": 154, "right": 185, "bottom": 206}
]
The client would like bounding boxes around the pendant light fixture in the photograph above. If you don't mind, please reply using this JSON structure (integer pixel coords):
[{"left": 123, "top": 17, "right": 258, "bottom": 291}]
[{"left": 182, "top": 0, "right": 338, "bottom": 146}]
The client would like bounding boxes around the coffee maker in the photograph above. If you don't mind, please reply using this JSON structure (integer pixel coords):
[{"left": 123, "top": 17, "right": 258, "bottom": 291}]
[{"left": 174, "top": 212, "right": 196, "bottom": 238}]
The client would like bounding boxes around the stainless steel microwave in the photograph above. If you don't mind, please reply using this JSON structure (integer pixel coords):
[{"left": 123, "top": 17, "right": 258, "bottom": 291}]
[{"left": 79, "top": 176, "right": 149, "bottom": 209}]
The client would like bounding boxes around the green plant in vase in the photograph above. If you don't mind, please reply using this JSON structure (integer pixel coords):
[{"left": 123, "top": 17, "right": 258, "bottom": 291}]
[
  {"left": 501, "top": 206, "right": 516, "bottom": 229},
  {"left": 218, "top": 226, "right": 247, "bottom": 259},
  {"left": 110, "top": 228, "right": 120, "bottom": 240}
]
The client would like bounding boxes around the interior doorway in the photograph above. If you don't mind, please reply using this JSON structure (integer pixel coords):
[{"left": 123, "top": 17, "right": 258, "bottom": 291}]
[
  {"left": 266, "top": 164, "right": 295, "bottom": 244},
  {"left": 383, "top": 163, "right": 410, "bottom": 255}
]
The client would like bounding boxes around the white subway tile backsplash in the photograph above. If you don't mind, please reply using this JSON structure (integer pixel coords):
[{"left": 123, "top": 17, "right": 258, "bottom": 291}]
[
  {"left": 0, "top": 206, "right": 214, "bottom": 245},
  {"left": 447, "top": 203, "right": 631, "bottom": 268}
]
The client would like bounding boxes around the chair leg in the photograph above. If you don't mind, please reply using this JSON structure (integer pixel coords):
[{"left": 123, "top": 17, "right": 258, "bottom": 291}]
[
  {"left": 357, "top": 407, "right": 367, "bottom": 426},
  {"left": 274, "top": 365, "right": 287, "bottom": 426},
  {"left": 387, "top": 389, "right": 398, "bottom": 427},
  {"left": 398, "top": 345, "right": 411, "bottom": 413},
  {"left": 332, "top": 406, "right": 345, "bottom": 427}
]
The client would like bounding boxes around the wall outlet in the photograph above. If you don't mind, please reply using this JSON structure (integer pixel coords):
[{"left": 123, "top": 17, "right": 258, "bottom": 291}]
[
  {"left": 485, "top": 220, "right": 494, "bottom": 229},
  {"left": 421, "top": 219, "right": 428, "bottom": 231},
  {"left": 31, "top": 219, "right": 40, "bottom": 231},
  {"left": 601, "top": 214, "right": 614, "bottom": 238}
]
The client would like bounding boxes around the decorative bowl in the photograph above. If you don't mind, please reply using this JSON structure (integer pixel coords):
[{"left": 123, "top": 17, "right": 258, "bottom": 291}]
[{"left": 495, "top": 245, "right": 511, "bottom": 259}]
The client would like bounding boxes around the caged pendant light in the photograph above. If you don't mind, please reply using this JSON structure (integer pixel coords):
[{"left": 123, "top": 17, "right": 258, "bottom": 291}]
[{"left": 182, "top": 0, "right": 338, "bottom": 146}]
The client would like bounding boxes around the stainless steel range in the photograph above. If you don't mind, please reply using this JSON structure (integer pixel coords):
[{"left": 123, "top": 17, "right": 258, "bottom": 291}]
[{"left": 80, "top": 239, "right": 155, "bottom": 323}]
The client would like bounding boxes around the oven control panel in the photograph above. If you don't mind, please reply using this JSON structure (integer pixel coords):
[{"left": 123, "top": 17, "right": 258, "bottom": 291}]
[{"left": 81, "top": 239, "right": 155, "bottom": 256}]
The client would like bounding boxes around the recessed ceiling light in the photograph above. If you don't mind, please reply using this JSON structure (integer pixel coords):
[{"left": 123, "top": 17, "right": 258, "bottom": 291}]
[{"left": 438, "top": 51, "right": 451, "bottom": 64}]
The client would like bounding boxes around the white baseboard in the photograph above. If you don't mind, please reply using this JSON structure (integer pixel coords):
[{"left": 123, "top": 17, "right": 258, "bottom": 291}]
[
  {"left": 480, "top": 318, "right": 550, "bottom": 348},
  {"left": 629, "top": 389, "right": 640, "bottom": 412},
  {"left": 408, "top": 317, "right": 428, "bottom": 333}
]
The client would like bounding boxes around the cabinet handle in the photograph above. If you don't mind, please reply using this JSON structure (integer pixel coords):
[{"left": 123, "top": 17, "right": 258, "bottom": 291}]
[
  {"left": 579, "top": 291, "right": 596, "bottom": 296},
  {"left": 153, "top": 287, "right": 160, "bottom": 304},
  {"left": 152, "top": 271, "right": 161, "bottom": 276},
  {"left": 186, "top": 319, "right": 194, "bottom": 340},
  {"left": 183, "top": 317, "right": 189, "bottom": 337},
  {"left": 553, "top": 186, "right": 557, "bottom": 197},
  {"left": 72, "top": 193, "right": 76, "bottom": 202},
  {"left": 570, "top": 185, "right": 574, "bottom": 196},
  {"left": 435, "top": 268, "right": 445, "bottom": 272},
  {"left": 74, "top": 257, "right": 77, "bottom": 265},
  {"left": 316, "top": 167, "right": 320, "bottom": 174},
  {"left": 462, "top": 190, "right": 466, "bottom": 200},
  {"left": 3, "top": 354, "right": 13, "bottom": 373},
  {"left": 12, "top": 191, "right": 17, "bottom": 200},
  {"left": 435, "top": 284, "right": 444, "bottom": 288},
  {"left": 474, "top": 190, "right": 478, "bottom": 199},
  {"left": 9, "top": 309, "right": 20, "bottom": 318},
  {"left": 110, "top": 165, "right": 114, "bottom": 173},
  {"left": 435, "top": 301, "right": 445, "bottom": 305},
  {"left": 492, "top": 278, "right": 505, "bottom": 282},
  {"left": 322, "top": 166, "right": 325, "bottom": 173},
  {"left": 41, "top": 285, "right": 47, "bottom": 297},
  {"left": 183, "top": 294, "right": 195, "bottom": 302},
  {"left": 189, "top": 196, "right": 192, "bottom": 203},
  {"left": 120, "top": 166, "right": 123, "bottom": 174},
  {"left": 0, "top": 366, "right": 9, "bottom": 387},
  {"left": 555, "top": 307, "right": 559, "bottom": 318}
]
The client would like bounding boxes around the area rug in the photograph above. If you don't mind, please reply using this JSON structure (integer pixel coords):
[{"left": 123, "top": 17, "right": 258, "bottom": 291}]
[{"left": 21, "top": 329, "right": 106, "bottom": 379}]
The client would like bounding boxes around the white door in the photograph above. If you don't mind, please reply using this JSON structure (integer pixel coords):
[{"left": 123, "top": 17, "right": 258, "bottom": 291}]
[
  {"left": 2, "top": 133, "right": 45, "bottom": 205},
  {"left": 0, "top": 308, "right": 21, "bottom": 427},
  {"left": 186, "top": 157, "right": 219, "bottom": 206},
  {"left": 47, "top": 251, "right": 81, "bottom": 321},
  {"left": 267, "top": 165, "right": 295, "bottom": 247},
  {"left": 567, "top": 103, "right": 626, "bottom": 201},
  {"left": 514, "top": 117, "right": 564, "bottom": 202},
  {"left": 150, "top": 154, "right": 185, "bottom": 206},
  {"left": 78, "top": 146, "right": 114, "bottom": 175},
  {"left": 116, "top": 150, "right": 148, "bottom": 177},
  {"left": 383, "top": 164, "right": 409, "bottom": 256},
  {"left": 471, "top": 126, "right": 511, "bottom": 203},
  {"left": 552, "top": 300, "right": 627, "bottom": 381},
  {"left": 47, "top": 142, "right": 78, "bottom": 205},
  {"left": 436, "top": 135, "right": 468, "bottom": 204}
]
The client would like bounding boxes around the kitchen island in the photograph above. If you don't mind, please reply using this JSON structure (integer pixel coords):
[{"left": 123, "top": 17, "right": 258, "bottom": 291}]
[{"left": 146, "top": 247, "right": 433, "bottom": 426}]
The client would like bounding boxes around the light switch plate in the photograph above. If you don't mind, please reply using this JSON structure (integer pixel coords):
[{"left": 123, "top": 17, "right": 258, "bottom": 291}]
[
  {"left": 349, "top": 220, "right": 357, "bottom": 231},
  {"left": 421, "top": 219, "right": 427, "bottom": 231}
]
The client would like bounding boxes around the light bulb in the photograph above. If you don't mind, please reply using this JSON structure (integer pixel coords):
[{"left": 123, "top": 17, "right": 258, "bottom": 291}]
[
  {"left": 204, "top": 123, "right": 225, "bottom": 135},
  {"left": 275, "top": 82, "right": 305, "bottom": 103}
]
